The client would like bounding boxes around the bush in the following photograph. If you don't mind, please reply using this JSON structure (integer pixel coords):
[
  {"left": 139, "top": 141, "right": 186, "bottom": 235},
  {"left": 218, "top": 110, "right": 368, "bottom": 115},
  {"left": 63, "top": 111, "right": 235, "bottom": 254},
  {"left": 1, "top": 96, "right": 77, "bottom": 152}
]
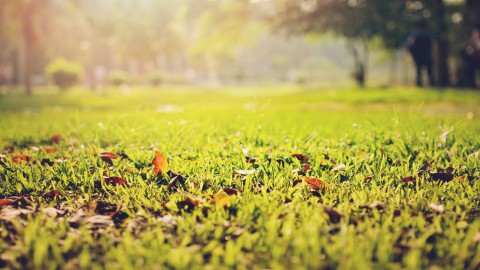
[
  {"left": 108, "top": 70, "right": 130, "bottom": 86},
  {"left": 45, "top": 58, "right": 82, "bottom": 91}
]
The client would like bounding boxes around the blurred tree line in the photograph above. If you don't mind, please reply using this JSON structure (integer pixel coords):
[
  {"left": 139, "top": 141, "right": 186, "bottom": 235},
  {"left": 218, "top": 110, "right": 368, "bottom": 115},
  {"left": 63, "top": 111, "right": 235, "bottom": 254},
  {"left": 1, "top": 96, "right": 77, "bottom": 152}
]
[{"left": 0, "top": 0, "right": 478, "bottom": 94}]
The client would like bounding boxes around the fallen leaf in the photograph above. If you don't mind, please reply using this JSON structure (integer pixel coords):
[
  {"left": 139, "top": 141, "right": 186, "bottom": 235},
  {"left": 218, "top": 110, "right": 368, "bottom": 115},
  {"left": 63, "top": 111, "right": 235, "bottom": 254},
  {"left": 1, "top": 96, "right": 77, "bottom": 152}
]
[
  {"left": 302, "top": 163, "right": 311, "bottom": 171},
  {"left": 94, "top": 201, "right": 120, "bottom": 216},
  {"left": 42, "top": 189, "right": 61, "bottom": 198},
  {"left": 291, "top": 154, "right": 309, "bottom": 163},
  {"left": 429, "top": 203, "right": 444, "bottom": 213},
  {"left": 323, "top": 206, "right": 343, "bottom": 223},
  {"left": 12, "top": 154, "right": 32, "bottom": 164},
  {"left": 333, "top": 164, "right": 346, "bottom": 173},
  {"left": 245, "top": 156, "right": 259, "bottom": 164},
  {"left": 152, "top": 151, "right": 168, "bottom": 176},
  {"left": 167, "top": 174, "right": 185, "bottom": 189},
  {"left": 324, "top": 154, "right": 337, "bottom": 165},
  {"left": 402, "top": 176, "right": 416, "bottom": 184},
  {"left": 40, "top": 158, "right": 54, "bottom": 166},
  {"left": 233, "top": 169, "right": 255, "bottom": 175},
  {"left": 51, "top": 134, "right": 62, "bottom": 144},
  {"left": 0, "top": 199, "right": 15, "bottom": 207},
  {"left": 99, "top": 152, "right": 119, "bottom": 165},
  {"left": 104, "top": 176, "right": 127, "bottom": 186},
  {"left": 418, "top": 161, "right": 433, "bottom": 177},
  {"left": 292, "top": 179, "right": 302, "bottom": 187},
  {"left": 44, "top": 147, "right": 56, "bottom": 153},
  {"left": 364, "top": 175, "right": 373, "bottom": 183},
  {"left": 429, "top": 172, "right": 454, "bottom": 182},
  {"left": 304, "top": 177, "right": 329, "bottom": 191},
  {"left": 222, "top": 187, "right": 241, "bottom": 195},
  {"left": 177, "top": 189, "right": 205, "bottom": 205},
  {"left": 85, "top": 215, "right": 114, "bottom": 226}
]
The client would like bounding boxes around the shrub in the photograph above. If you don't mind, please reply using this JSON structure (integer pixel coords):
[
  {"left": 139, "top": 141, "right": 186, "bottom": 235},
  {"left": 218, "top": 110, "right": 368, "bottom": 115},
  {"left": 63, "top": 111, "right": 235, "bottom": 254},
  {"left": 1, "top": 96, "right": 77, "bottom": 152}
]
[
  {"left": 45, "top": 58, "right": 82, "bottom": 91},
  {"left": 108, "top": 70, "right": 130, "bottom": 86}
]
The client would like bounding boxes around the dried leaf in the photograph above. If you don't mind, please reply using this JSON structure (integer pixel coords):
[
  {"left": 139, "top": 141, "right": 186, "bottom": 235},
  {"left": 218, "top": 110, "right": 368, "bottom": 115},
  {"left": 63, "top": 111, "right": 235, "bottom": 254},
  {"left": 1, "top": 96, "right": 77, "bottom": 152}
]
[
  {"left": 40, "top": 158, "right": 54, "bottom": 166},
  {"left": 245, "top": 156, "right": 259, "bottom": 164},
  {"left": 99, "top": 152, "right": 119, "bottom": 159},
  {"left": 304, "top": 177, "right": 329, "bottom": 191},
  {"left": 291, "top": 154, "right": 309, "bottom": 163},
  {"left": 418, "top": 161, "right": 432, "bottom": 177},
  {"left": 222, "top": 187, "right": 241, "bottom": 195},
  {"left": 368, "top": 200, "right": 384, "bottom": 210},
  {"left": 429, "top": 172, "right": 454, "bottom": 182},
  {"left": 12, "top": 154, "right": 32, "bottom": 164},
  {"left": 302, "top": 163, "right": 311, "bottom": 171},
  {"left": 323, "top": 206, "right": 343, "bottom": 223},
  {"left": 292, "top": 179, "right": 302, "bottom": 187},
  {"left": 167, "top": 174, "right": 185, "bottom": 189},
  {"left": 104, "top": 176, "right": 127, "bottom": 186},
  {"left": 51, "top": 134, "right": 62, "bottom": 144},
  {"left": 152, "top": 151, "right": 168, "bottom": 176},
  {"left": 402, "top": 176, "right": 416, "bottom": 184},
  {"left": 233, "top": 169, "right": 255, "bottom": 175},
  {"left": 44, "top": 147, "right": 56, "bottom": 153},
  {"left": 429, "top": 203, "right": 444, "bottom": 213},
  {"left": 333, "top": 164, "right": 346, "bottom": 173},
  {"left": 0, "top": 199, "right": 15, "bottom": 207},
  {"left": 42, "top": 189, "right": 61, "bottom": 198},
  {"left": 177, "top": 189, "right": 205, "bottom": 205},
  {"left": 324, "top": 154, "right": 337, "bottom": 165}
]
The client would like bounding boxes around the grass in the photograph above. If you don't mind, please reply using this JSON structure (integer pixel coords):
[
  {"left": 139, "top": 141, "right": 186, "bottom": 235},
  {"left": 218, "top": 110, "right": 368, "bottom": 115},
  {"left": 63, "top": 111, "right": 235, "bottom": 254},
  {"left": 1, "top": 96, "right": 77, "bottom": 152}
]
[{"left": 0, "top": 85, "right": 479, "bottom": 269}]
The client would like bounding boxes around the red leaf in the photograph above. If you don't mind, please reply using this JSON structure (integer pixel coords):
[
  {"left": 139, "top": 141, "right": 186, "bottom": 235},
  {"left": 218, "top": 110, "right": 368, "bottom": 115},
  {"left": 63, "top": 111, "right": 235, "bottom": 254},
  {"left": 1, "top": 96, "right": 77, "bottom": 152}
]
[
  {"left": 0, "top": 199, "right": 15, "bottom": 207},
  {"left": 305, "top": 178, "right": 329, "bottom": 191},
  {"left": 99, "top": 152, "right": 119, "bottom": 159},
  {"left": 12, "top": 154, "right": 32, "bottom": 164},
  {"left": 402, "top": 176, "right": 416, "bottom": 184},
  {"left": 429, "top": 172, "right": 454, "bottom": 182},
  {"left": 302, "top": 163, "right": 311, "bottom": 171},
  {"left": 222, "top": 187, "right": 241, "bottom": 195},
  {"left": 44, "top": 147, "right": 56, "bottom": 153},
  {"left": 152, "top": 151, "right": 168, "bottom": 176},
  {"left": 104, "top": 176, "right": 127, "bottom": 186},
  {"left": 291, "top": 154, "right": 309, "bottom": 163},
  {"left": 51, "top": 134, "right": 62, "bottom": 144},
  {"left": 292, "top": 179, "right": 302, "bottom": 187},
  {"left": 42, "top": 189, "right": 61, "bottom": 198}
]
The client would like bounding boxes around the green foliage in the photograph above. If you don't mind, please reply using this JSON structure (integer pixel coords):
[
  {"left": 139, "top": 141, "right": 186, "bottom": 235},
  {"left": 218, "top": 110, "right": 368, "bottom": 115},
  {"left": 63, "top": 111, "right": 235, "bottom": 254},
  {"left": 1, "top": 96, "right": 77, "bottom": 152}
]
[{"left": 45, "top": 58, "right": 82, "bottom": 91}]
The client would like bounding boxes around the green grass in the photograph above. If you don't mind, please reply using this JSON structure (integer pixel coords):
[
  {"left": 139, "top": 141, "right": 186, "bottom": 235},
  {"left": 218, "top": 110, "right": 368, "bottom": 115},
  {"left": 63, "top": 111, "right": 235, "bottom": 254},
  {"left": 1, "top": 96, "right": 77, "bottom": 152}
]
[{"left": 0, "top": 86, "right": 479, "bottom": 269}]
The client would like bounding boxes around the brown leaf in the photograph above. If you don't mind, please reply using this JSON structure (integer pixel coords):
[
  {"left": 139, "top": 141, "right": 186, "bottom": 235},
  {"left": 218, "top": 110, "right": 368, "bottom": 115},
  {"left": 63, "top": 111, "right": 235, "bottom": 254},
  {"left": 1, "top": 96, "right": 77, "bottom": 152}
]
[
  {"left": 152, "top": 151, "right": 168, "bottom": 176},
  {"left": 418, "top": 161, "right": 432, "bottom": 177},
  {"left": 402, "top": 176, "right": 416, "bottom": 184},
  {"left": 42, "top": 189, "right": 61, "bottom": 198},
  {"left": 104, "top": 176, "right": 127, "bottom": 186},
  {"left": 323, "top": 206, "right": 343, "bottom": 223},
  {"left": 94, "top": 201, "right": 120, "bottom": 216},
  {"left": 99, "top": 152, "right": 119, "bottom": 159},
  {"left": 245, "top": 156, "right": 259, "bottom": 164},
  {"left": 368, "top": 200, "right": 384, "bottom": 210},
  {"left": 429, "top": 172, "right": 454, "bottom": 182},
  {"left": 222, "top": 187, "right": 241, "bottom": 195},
  {"left": 0, "top": 199, "right": 15, "bottom": 207},
  {"left": 302, "top": 163, "right": 311, "bottom": 171},
  {"left": 364, "top": 175, "right": 373, "bottom": 183},
  {"left": 44, "top": 147, "right": 56, "bottom": 153},
  {"left": 177, "top": 189, "right": 205, "bottom": 205},
  {"left": 167, "top": 174, "right": 185, "bottom": 189},
  {"left": 292, "top": 179, "right": 302, "bottom": 187},
  {"left": 12, "top": 154, "right": 32, "bottom": 164},
  {"left": 324, "top": 154, "right": 337, "bottom": 165},
  {"left": 51, "top": 134, "right": 62, "bottom": 144},
  {"left": 291, "top": 154, "right": 309, "bottom": 163},
  {"left": 212, "top": 192, "right": 236, "bottom": 207},
  {"left": 304, "top": 177, "right": 329, "bottom": 191},
  {"left": 40, "top": 158, "right": 54, "bottom": 166}
]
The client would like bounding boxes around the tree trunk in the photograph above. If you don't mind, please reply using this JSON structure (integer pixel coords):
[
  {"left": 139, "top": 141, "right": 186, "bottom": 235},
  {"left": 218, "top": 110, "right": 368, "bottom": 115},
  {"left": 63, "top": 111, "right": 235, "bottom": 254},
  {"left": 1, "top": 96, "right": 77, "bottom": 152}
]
[{"left": 432, "top": 0, "right": 450, "bottom": 87}]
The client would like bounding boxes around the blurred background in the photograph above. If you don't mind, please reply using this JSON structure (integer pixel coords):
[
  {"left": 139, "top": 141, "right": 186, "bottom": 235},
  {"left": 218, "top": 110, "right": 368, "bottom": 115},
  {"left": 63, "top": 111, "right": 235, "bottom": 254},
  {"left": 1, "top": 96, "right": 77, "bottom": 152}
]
[{"left": 0, "top": 0, "right": 478, "bottom": 95}]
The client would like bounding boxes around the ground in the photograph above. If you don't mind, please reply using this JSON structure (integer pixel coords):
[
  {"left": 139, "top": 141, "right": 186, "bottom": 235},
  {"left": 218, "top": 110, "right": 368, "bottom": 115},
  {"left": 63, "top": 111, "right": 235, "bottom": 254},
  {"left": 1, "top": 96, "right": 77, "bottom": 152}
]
[{"left": 0, "top": 86, "right": 479, "bottom": 269}]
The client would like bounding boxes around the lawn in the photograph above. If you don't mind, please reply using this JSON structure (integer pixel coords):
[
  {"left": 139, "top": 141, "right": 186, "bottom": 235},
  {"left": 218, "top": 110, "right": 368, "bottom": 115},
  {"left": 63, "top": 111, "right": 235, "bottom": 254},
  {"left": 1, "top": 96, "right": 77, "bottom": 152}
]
[{"left": 0, "top": 86, "right": 479, "bottom": 269}]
